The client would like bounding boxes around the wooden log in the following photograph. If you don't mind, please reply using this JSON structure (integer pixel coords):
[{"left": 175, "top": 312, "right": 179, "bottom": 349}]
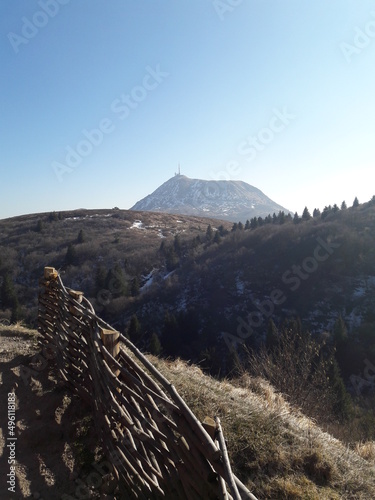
[
  {"left": 68, "top": 289, "right": 84, "bottom": 303},
  {"left": 100, "top": 327, "right": 120, "bottom": 377},
  {"left": 215, "top": 417, "right": 241, "bottom": 500},
  {"left": 44, "top": 266, "right": 58, "bottom": 280},
  {"left": 203, "top": 416, "right": 217, "bottom": 441}
]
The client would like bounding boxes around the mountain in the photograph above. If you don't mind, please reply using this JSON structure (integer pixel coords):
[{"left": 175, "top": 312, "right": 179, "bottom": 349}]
[{"left": 130, "top": 175, "right": 290, "bottom": 222}]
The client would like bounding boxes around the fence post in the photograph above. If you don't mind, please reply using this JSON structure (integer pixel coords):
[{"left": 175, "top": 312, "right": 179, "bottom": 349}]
[
  {"left": 44, "top": 266, "right": 58, "bottom": 280},
  {"left": 100, "top": 327, "right": 120, "bottom": 377}
]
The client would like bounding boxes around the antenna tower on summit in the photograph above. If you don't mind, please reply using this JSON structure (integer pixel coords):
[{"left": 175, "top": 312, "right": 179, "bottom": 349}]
[{"left": 175, "top": 164, "right": 181, "bottom": 176}]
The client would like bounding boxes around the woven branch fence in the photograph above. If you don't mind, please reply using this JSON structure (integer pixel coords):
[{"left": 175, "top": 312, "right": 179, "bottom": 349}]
[{"left": 38, "top": 267, "right": 258, "bottom": 500}]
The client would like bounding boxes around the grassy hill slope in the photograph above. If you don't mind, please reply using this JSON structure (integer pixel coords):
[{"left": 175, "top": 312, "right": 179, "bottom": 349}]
[{"left": 0, "top": 324, "right": 374, "bottom": 499}]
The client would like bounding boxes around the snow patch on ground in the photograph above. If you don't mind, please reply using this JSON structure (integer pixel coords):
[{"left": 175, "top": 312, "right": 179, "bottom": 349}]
[
  {"left": 235, "top": 276, "right": 245, "bottom": 295},
  {"left": 130, "top": 220, "right": 144, "bottom": 229},
  {"left": 140, "top": 268, "right": 158, "bottom": 292}
]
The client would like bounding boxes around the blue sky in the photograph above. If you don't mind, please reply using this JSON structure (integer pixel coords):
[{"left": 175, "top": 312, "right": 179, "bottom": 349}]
[{"left": 1, "top": 0, "right": 375, "bottom": 219}]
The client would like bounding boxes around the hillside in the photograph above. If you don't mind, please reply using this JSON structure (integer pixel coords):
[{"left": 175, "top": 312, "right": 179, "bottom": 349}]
[
  {"left": 1, "top": 324, "right": 374, "bottom": 499},
  {"left": 130, "top": 174, "right": 290, "bottom": 222},
  {"left": 1, "top": 200, "right": 375, "bottom": 442}
]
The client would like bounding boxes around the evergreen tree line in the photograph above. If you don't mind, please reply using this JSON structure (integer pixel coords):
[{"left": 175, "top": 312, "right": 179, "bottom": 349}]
[{"left": 230, "top": 196, "right": 371, "bottom": 232}]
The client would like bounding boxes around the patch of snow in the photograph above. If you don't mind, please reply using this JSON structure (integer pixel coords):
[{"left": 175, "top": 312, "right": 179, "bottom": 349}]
[
  {"left": 130, "top": 220, "right": 144, "bottom": 229},
  {"left": 140, "top": 268, "right": 158, "bottom": 292},
  {"left": 163, "top": 270, "right": 175, "bottom": 280},
  {"left": 235, "top": 276, "right": 245, "bottom": 295}
]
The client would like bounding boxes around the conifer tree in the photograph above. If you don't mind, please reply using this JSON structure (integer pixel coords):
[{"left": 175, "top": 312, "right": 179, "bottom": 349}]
[
  {"left": 352, "top": 196, "right": 359, "bottom": 208},
  {"left": 95, "top": 265, "right": 107, "bottom": 293},
  {"left": 302, "top": 207, "right": 311, "bottom": 221},
  {"left": 77, "top": 229, "right": 85, "bottom": 244},
  {"left": 250, "top": 217, "right": 258, "bottom": 230},
  {"left": 333, "top": 316, "right": 348, "bottom": 347},
  {"left": 1, "top": 274, "right": 17, "bottom": 309},
  {"left": 313, "top": 208, "right": 321, "bottom": 218},
  {"left": 329, "top": 358, "right": 353, "bottom": 421},
  {"left": 65, "top": 244, "right": 77, "bottom": 266},
  {"left": 149, "top": 332, "right": 162, "bottom": 356},
  {"left": 213, "top": 231, "right": 221, "bottom": 244},
  {"left": 341, "top": 200, "right": 347, "bottom": 210},
  {"left": 127, "top": 314, "right": 141, "bottom": 342}
]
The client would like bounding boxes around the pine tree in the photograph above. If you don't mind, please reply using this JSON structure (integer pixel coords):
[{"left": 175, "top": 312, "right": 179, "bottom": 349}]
[
  {"left": 35, "top": 220, "right": 43, "bottom": 232},
  {"left": 245, "top": 219, "right": 250, "bottom": 230},
  {"left": 302, "top": 207, "right": 311, "bottom": 221},
  {"left": 1, "top": 274, "right": 17, "bottom": 309},
  {"left": 106, "top": 265, "right": 127, "bottom": 296},
  {"left": 149, "top": 332, "right": 162, "bottom": 356},
  {"left": 206, "top": 224, "right": 213, "bottom": 241},
  {"left": 65, "top": 244, "right": 77, "bottom": 266},
  {"left": 321, "top": 206, "right": 332, "bottom": 220},
  {"left": 95, "top": 265, "right": 107, "bottom": 293},
  {"left": 213, "top": 231, "right": 221, "bottom": 244},
  {"left": 250, "top": 217, "right": 258, "bottom": 230},
  {"left": 313, "top": 208, "right": 321, "bottom": 218},
  {"left": 77, "top": 229, "right": 85, "bottom": 244},
  {"left": 341, "top": 200, "right": 347, "bottom": 210},
  {"left": 333, "top": 316, "right": 348, "bottom": 347},
  {"left": 161, "top": 311, "right": 181, "bottom": 356},
  {"left": 218, "top": 225, "right": 227, "bottom": 236},
  {"left": 278, "top": 211, "right": 286, "bottom": 224},
  {"left": 352, "top": 196, "right": 359, "bottom": 208},
  {"left": 264, "top": 215, "right": 272, "bottom": 224},
  {"left": 329, "top": 358, "right": 353, "bottom": 421},
  {"left": 293, "top": 212, "right": 300, "bottom": 224},
  {"left": 10, "top": 298, "right": 21, "bottom": 324},
  {"left": 127, "top": 315, "right": 141, "bottom": 342}
]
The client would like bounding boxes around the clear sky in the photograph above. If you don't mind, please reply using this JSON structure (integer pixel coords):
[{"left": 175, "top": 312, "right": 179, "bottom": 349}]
[{"left": 1, "top": 0, "right": 375, "bottom": 219}]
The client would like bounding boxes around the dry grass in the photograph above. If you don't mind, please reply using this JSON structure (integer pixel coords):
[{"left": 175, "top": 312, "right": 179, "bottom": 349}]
[
  {"left": 150, "top": 357, "right": 375, "bottom": 499},
  {"left": 355, "top": 441, "right": 375, "bottom": 463},
  {"left": 0, "top": 320, "right": 40, "bottom": 338},
  {"left": 2, "top": 324, "right": 375, "bottom": 498}
]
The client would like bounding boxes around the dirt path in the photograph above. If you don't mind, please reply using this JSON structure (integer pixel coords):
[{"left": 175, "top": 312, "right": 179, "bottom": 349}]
[{"left": 0, "top": 326, "right": 113, "bottom": 499}]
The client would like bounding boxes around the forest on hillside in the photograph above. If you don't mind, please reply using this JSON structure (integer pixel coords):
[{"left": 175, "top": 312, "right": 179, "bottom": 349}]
[{"left": 1, "top": 197, "right": 375, "bottom": 442}]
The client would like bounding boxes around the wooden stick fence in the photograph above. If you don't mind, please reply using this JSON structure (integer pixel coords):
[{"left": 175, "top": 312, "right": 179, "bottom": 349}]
[{"left": 38, "top": 267, "right": 258, "bottom": 500}]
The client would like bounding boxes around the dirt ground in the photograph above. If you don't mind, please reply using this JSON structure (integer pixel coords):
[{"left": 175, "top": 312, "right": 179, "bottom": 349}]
[{"left": 0, "top": 326, "right": 115, "bottom": 500}]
